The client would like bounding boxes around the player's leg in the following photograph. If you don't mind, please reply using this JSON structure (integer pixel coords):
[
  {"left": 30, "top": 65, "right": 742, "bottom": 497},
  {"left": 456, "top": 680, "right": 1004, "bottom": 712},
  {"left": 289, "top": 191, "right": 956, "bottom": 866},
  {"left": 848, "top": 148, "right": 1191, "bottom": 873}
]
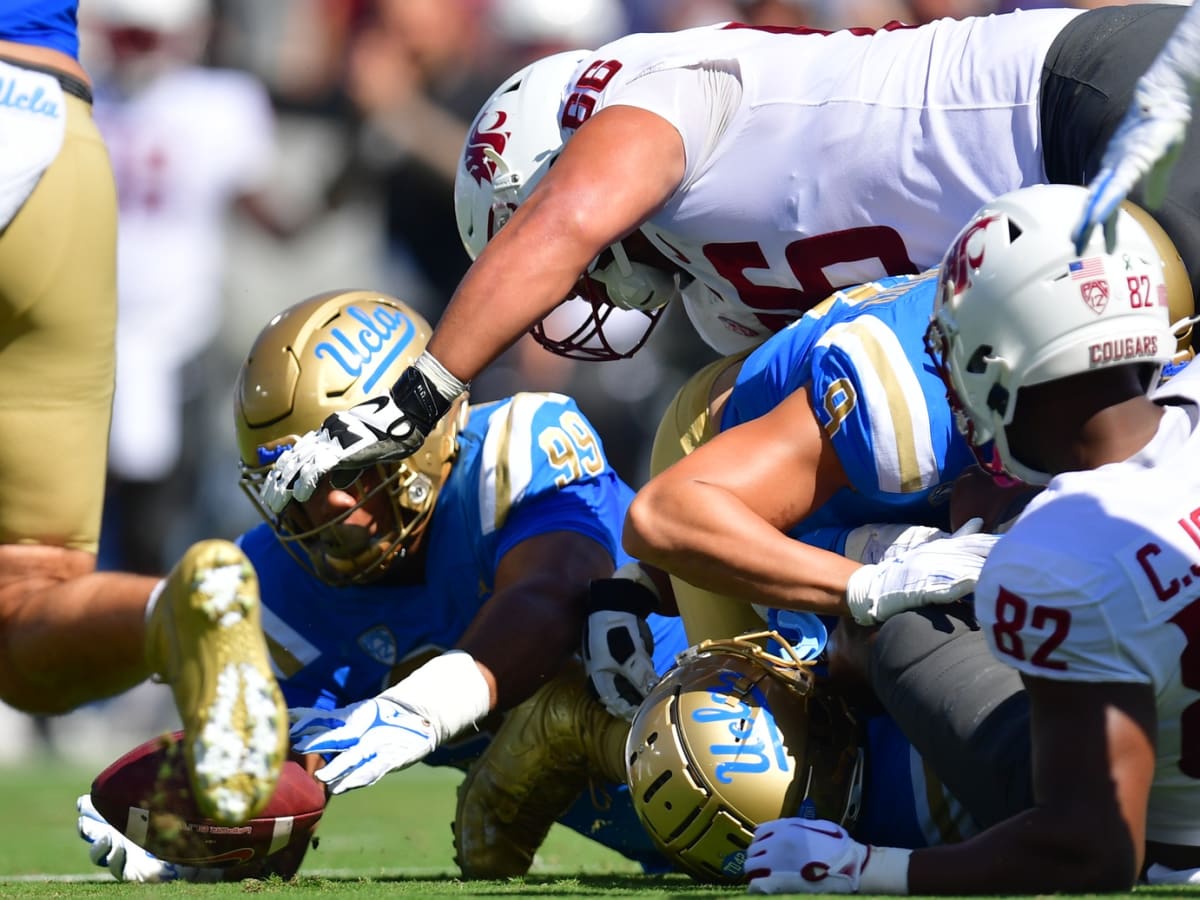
[
  {"left": 453, "top": 659, "right": 631, "bottom": 877},
  {"left": 1042, "top": 2, "right": 1200, "bottom": 347},
  {"left": 0, "top": 88, "right": 140, "bottom": 710},
  {"left": 865, "top": 602, "right": 1033, "bottom": 829},
  {"left": 0, "top": 93, "right": 286, "bottom": 823},
  {"left": 647, "top": 352, "right": 763, "bottom": 644}
]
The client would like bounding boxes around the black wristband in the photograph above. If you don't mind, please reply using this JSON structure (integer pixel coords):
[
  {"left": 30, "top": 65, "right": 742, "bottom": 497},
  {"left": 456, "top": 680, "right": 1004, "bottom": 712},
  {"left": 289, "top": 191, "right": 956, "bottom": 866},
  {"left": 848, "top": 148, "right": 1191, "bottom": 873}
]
[
  {"left": 587, "top": 577, "right": 659, "bottom": 618},
  {"left": 390, "top": 365, "right": 452, "bottom": 434}
]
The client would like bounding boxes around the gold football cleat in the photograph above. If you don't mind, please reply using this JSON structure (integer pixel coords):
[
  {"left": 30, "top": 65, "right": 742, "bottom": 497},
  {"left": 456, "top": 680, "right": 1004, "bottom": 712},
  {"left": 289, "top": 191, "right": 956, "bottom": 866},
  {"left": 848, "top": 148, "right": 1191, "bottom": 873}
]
[
  {"left": 453, "top": 660, "right": 628, "bottom": 878},
  {"left": 146, "top": 539, "right": 288, "bottom": 825}
]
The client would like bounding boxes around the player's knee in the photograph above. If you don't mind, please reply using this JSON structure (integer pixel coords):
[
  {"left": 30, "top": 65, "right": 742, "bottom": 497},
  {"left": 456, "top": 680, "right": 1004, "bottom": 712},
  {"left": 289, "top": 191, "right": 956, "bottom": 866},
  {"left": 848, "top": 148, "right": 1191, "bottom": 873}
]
[{"left": 869, "top": 601, "right": 977, "bottom": 679}]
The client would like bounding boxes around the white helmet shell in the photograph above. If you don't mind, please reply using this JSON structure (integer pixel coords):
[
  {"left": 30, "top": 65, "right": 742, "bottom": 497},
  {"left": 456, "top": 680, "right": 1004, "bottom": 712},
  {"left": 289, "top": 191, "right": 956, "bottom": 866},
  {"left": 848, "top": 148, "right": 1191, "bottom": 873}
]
[
  {"left": 927, "top": 183, "right": 1175, "bottom": 485},
  {"left": 454, "top": 50, "right": 588, "bottom": 261}
]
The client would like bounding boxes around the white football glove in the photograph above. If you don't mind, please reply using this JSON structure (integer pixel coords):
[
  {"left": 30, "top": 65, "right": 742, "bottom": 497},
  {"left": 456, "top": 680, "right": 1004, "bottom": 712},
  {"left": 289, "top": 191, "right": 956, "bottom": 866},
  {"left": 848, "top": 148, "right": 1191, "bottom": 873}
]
[
  {"left": 1073, "top": 3, "right": 1200, "bottom": 254},
  {"left": 289, "top": 694, "right": 438, "bottom": 795},
  {"left": 1146, "top": 863, "right": 1200, "bottom": 885},
  {"left": 582, "top": 567, "right": 661, "bottom": 720},
  {"left": 844, "top": 517, "right": 998, "bottom": 626},
  {"left": 76, "top": 794, "right": 222, "bottom": 884},
  {"left": 746, "top": 818, "right": 910, "bottom": 895},
  {"left": 262, "top": 353, "right": 466, "bottom": 513},
  {"left": 842, "top": 523, "right": 948, "bottom": 565}
]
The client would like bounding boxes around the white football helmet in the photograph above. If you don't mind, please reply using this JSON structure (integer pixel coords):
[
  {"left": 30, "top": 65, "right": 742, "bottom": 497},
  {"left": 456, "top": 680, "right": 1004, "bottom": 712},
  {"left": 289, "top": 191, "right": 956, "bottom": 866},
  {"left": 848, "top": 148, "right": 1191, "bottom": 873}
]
[
  {"left": 235, "top": 290, "right": 466, "bottom": 586},
  {"left": 453, "top": 52, "right": 677, "bottom": 360},
  {"left": 926, "top": 183, "right": 1176, "bottom": 486},
  {"left": 625, "top": 632, "right": 863, "bottom": 884}
]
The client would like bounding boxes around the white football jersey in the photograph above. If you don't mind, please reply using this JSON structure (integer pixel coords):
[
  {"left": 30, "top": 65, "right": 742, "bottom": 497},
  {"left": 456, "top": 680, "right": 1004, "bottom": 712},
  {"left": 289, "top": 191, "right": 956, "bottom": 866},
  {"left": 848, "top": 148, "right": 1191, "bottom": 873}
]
[
  {"left": 94, "top": 67, "right": 275, "bottom": 480},
  {"left": 976, "top": 365, "right": 1200, "bottom": 845},
  {"left": 563, "top": 10, "right": 1081, "bottom": 353}
]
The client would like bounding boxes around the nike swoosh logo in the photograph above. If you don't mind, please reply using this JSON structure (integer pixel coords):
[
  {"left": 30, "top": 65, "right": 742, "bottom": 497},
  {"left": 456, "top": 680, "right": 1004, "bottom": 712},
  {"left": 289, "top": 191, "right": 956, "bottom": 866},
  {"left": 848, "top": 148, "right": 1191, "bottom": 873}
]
[{"left": 799, "top": 823, "right": 843, "bottom": 840}]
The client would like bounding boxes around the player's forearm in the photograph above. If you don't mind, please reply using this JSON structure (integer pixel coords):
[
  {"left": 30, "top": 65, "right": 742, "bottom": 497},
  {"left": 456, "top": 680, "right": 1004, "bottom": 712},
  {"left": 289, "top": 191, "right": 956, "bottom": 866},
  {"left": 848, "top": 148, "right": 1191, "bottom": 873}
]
[
  {"left": 425, "top": 195, "right": 604, "bottom": 382},
  {"left": 623, "top": 484, "right": 857, "bottom": 616},
  {"left": 457, "top": 576, "right": 585, "bottom": 712},
  {"left": 907, "top": 808, "right": 1138, "bottom": 894}
]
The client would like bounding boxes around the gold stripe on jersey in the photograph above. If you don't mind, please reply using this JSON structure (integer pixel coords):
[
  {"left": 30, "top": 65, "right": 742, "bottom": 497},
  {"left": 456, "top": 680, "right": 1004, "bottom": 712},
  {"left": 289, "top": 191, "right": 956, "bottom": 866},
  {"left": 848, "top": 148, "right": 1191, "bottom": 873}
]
[
  {"left": 479, "top": 392, "right": 563, "bottom": 535},
  {"left": 818, "top": 315, "right": 935, "bottom": 494}
]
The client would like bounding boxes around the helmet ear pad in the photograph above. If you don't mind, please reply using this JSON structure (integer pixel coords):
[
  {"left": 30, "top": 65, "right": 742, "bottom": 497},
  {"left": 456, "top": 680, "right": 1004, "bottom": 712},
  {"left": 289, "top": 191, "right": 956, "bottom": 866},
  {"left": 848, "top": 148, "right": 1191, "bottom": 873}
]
[{"left": 625, "top": 634, "right": 864, "bottom": 884}]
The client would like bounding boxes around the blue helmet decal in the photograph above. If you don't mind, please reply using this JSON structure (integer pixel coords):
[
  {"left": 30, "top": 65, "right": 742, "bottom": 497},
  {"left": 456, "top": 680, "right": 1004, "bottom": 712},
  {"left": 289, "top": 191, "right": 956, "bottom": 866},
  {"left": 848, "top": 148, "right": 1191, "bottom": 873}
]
[{"left": 313, "top": 305, "right": 418, "bottom": 393}]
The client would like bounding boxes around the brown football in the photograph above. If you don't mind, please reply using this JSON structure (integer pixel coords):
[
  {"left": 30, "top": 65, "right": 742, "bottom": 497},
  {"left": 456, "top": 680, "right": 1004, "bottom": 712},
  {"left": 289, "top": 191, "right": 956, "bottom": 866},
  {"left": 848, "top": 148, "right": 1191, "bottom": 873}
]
[{"left": 90, "top": 731, "right": 325, "bottom": 878}]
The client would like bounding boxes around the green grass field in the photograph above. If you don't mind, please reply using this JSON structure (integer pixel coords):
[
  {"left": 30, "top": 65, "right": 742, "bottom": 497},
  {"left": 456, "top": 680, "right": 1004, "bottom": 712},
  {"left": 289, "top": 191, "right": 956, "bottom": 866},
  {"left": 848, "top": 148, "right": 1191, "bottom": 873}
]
[{"left": 0, "top": 757, "right": 1197, "bottom": 899}]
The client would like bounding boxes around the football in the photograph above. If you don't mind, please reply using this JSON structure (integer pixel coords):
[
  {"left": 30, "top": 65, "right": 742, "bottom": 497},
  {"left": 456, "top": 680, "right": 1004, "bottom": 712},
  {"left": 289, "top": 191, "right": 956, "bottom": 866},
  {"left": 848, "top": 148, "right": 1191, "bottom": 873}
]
[{"left": 90, "top": 731, "right": 326, "bottom": 878}]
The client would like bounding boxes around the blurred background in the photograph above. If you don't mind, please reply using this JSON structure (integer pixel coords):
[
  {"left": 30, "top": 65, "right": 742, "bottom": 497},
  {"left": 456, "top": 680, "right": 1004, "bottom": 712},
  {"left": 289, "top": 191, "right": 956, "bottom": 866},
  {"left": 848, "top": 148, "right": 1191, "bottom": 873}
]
[{"left": 0, "top": 0, "right": 1183, "bottom": 767}]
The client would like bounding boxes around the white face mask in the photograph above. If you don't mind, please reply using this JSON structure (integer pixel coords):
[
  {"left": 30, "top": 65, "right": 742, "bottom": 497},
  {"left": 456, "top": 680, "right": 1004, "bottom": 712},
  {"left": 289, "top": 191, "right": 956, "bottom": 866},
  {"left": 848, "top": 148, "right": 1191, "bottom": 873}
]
[{"left": 587, "top": 240, "right": 680, "bottom": 311}]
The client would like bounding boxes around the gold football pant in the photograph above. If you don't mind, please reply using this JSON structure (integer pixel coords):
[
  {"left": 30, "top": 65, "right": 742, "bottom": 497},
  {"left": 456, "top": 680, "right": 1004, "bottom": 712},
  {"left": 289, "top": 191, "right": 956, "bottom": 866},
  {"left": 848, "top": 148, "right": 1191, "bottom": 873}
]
[
  {"left": 0, "top": 93, "right": 117, "bottom": 552},
  {"left": 648, "top": 350, "right": 764, "bottom": 645}
]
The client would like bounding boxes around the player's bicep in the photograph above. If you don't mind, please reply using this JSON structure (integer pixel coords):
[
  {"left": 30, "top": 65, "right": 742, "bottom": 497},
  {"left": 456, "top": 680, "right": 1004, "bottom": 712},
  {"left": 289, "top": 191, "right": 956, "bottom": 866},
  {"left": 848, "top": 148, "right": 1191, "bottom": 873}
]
[
  {"left": 494, "top": 530, "right": 616, "bottom": 594},
  {"left": 659, "top": 385, "right": 848, "bottom": 530},
  {"left": 525, "top": 105, "right": 685, "bottom": 249}
]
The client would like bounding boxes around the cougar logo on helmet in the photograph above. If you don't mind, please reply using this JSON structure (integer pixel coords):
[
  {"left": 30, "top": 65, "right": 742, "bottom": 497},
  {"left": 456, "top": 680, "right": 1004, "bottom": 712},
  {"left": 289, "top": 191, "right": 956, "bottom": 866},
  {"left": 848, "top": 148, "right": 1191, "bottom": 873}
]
[
  {"left": 463, "top": 112, "right": 510, "bottom": 186},
  {"left": 944, "top": 215, "right": 998, "bottom": 298}
]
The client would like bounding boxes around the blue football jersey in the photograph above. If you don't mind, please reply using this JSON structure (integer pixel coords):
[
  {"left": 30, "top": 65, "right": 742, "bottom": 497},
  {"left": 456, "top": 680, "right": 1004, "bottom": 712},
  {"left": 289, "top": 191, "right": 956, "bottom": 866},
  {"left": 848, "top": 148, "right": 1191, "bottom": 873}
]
[
  {"left": 239, "top": 391, "right": 685, "bottom": 868},
  {"left": 243, "top": 390, "right": 688, "bottom": 712},
  {"left": 723, "top": 272, "right": 974, "bottom": 542}
]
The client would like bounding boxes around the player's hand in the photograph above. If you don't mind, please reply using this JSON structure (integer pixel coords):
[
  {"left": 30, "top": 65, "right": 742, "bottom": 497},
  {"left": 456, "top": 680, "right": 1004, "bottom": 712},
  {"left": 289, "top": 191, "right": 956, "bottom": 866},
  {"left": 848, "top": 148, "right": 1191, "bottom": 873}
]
[
  {"left": 262, "top": 355, "right": 466, "bottom": 513},
  {"left": 583, "top": 574, "right": 659, "bottom": 720},
  {"left": 844, "top": 517, "right": 999, "bottom": 625},
  {"left": 746, "top": 818, "right": 909, "bottom": 894},
  {"left": 842, "top": 523, "right": 948, "bottom": 565},
  {"left": 76, "top": 794, "right": 220, "bottom": 884},
  {"left": 289, "top": 694, "right": 437, "bottom": 795},
  {"left": 1073, "top": 73, "right": 1192, "bottom": 255}
]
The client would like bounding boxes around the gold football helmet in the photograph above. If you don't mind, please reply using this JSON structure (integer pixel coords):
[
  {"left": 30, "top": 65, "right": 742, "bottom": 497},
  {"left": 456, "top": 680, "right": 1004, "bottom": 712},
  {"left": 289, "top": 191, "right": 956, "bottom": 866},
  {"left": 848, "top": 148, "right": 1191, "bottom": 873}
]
[
  {"left": 625, "top": 632, "right": 864, "bottom": 884},
  {"left": 235, "top": 290, "right": 466, "bottom": 585},
  {"left": 1120, "top": 200, "right": 1195, "bottom": 365}
]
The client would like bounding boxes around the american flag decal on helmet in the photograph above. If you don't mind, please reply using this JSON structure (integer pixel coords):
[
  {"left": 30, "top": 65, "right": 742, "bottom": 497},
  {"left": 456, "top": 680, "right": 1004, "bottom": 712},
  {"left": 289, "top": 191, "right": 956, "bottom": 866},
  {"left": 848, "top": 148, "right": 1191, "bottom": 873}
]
[{"left": 463, "top": 111, "right": 509, "bottom": 185}]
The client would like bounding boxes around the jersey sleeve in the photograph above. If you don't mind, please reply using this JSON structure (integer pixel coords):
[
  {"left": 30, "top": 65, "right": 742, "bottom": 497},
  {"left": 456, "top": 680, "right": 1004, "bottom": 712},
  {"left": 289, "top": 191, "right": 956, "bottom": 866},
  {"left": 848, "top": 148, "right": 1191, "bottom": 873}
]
[
  {"left": 975, "top": 525, "right": 1149, "bottom": 685},
  {"left": 565, "top": 37, "right": 743, "bottom": 190},
  {"left": 809, "top": 314, "right": 945, "bottom": 500},
  {"left": 475, "top": 392, "right": 630, "bottom": 562}
]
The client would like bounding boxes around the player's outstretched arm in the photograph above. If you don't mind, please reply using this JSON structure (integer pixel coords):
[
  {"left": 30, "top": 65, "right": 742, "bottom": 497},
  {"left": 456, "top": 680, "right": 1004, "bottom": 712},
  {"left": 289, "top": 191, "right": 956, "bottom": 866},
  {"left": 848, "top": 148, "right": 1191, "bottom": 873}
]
[
  {"left": 625, "top": 390, "right": 996, "bottom": 622},
  {"left": 745, "top": 678, "right": 1156, "bottom": 894},
  {"left": 289, "top": 650, "right": 491, "bottom": 795},
  {"left": 1073, "top": 1, "right": 1200, "bottom": 253},
  {"left": 262, "top": 106, "right": 685, "bottom": 514}
]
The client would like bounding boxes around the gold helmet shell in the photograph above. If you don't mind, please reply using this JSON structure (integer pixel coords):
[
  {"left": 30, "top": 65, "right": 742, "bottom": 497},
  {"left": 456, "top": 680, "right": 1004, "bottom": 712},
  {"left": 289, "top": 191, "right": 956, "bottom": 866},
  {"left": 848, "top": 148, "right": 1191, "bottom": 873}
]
[
  {"left": 1120, "top": 200, "right": 1195, "bottom": 364},
  {"left": 234, "top": 289, "right": 465, "bottom": 585},
  {"left": 625, "top": 632, "right": 863, "bottom": 884}
]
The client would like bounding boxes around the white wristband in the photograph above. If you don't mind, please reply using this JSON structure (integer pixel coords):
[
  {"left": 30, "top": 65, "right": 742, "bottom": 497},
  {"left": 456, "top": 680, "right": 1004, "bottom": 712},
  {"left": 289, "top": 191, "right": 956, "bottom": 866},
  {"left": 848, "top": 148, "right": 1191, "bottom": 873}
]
[
  {"left": 381, "top": 650, "right": 491, "bottom": 744},
  {"left": 413, "top": 350, "right": 468, "bottom": 402},
  {"left": 859, "top": 845, "right": 911, "bottom": 894},
  {"left": 612, "top": 560, "right": 662, "bottom": 605}
]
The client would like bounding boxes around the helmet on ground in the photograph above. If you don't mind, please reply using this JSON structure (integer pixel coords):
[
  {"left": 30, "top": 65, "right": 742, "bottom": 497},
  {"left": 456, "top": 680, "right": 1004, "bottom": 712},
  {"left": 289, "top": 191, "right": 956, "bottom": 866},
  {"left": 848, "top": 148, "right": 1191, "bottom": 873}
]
[
  {"left": 453, "top": 52, "right": 677, "bottom": 361},
  {"left": 235, "top": 290, "right": 465, "bottom": 585},
  {"left": 625, "top": 632, "right": 864, "bottom": 884},
  {"left": 926, "top": 183, "right": 1176, "bottom": 485}
]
